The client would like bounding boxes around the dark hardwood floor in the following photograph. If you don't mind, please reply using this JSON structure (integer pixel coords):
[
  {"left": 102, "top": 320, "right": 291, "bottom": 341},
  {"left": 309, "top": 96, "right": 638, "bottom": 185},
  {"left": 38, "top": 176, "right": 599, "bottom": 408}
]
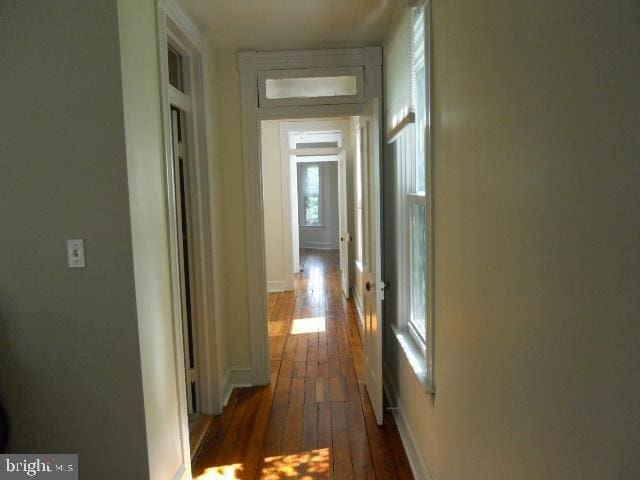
[{"left": 193, "top": 249, "right": 413, "bottom": 479}]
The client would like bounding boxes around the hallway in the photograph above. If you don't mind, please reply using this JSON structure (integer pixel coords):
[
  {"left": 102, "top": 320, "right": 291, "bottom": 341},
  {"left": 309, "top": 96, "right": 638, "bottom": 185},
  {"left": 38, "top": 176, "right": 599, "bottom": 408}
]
[{"left": 193, "top": 249, "right": 413, "bottom": 479}]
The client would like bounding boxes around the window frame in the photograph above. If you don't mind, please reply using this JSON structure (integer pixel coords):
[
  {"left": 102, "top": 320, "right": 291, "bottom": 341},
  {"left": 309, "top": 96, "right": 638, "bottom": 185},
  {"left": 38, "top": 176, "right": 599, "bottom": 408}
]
[
  {"left": 391, "top": 1, "right": 435, "bottom": 393},
  {"left": 407, "top": 193, "right": 427, "bottom": 352},
  {"left": 299, "top": 162, "right": 324, "bottom": 227}
]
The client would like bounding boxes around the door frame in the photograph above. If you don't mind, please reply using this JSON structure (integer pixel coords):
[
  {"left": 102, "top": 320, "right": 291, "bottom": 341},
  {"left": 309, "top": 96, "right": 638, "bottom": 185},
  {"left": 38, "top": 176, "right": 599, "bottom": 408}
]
[
  {"left": 169, "top": 107, "right": 199, "bottom": 415},
  {"left": 238, "top": 48, "right": 383, "bottom": 385},
  {"left": 157, "top": 0, "right": 221, "bottom": 430},
  {"left": 361, "top": 98, "right": 385, "bottom": 425}
]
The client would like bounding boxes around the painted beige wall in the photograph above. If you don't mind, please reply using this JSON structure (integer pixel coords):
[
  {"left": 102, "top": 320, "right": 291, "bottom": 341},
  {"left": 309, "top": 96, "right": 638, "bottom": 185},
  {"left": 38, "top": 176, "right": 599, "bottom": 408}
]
[
  {"left": 205, "top": 47, "right": 229, "bottom": 393},
  {"left": 261, "top": 120, "right": 287, "bottom": 290},
  {"left": 207, "top": 49, "right": 252, "bottom": 373},
  {"left": 0, "top": 1, "right": 149, "bottom": 478},
  {"left": 117, "top": 0, "right": 189, "bottom": 477},
  {"left": 384, "top": 1, "right": 640, "bottom": 479}
]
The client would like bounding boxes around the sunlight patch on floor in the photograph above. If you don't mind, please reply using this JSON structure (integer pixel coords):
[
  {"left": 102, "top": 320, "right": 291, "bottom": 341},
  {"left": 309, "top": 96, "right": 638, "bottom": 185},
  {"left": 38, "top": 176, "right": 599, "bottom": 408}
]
[
  {"left": 306, "top": 265, "right": 326, "bottom": 291},
  {"left": 261, "top": 448, "right": 330, "bottom": 479},
  {"left": 290, "top": 316, "right": 326, "bottom": 335},
  {"left": 195, "top": 463, "right": 243, "bottom": 479}
]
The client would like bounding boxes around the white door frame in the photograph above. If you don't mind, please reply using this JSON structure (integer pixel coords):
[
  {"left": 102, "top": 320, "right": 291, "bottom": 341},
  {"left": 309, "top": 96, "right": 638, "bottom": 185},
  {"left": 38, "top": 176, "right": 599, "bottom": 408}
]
[
  {"left": 239, "top": 48, "right": 383, "bottom": 385},
  {"left": 157, "top": 0, "right": 221, "bottom": 436}
]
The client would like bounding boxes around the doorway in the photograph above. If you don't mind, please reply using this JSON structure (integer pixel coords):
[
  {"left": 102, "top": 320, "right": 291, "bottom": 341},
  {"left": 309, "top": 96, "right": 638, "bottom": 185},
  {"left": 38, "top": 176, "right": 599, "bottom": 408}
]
[
  {"left": 169, "top": 105, "right": 199, "bottom": 421},
  {"left": 239, "top": 47, "right": 384, "bottom": 423},
  {"left": 261, "top": 119, "right": 353, "bottom": 300},
  {"left": 158, "top": 7, "right": 222, "bottom": 468},
  {"left": 258, "top": 106, "right": 385, "bottom": 425}
]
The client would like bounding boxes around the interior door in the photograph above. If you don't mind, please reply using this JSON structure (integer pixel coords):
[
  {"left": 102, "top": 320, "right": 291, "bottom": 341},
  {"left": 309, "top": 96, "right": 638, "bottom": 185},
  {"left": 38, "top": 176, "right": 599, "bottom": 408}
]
[
  {"left": 361, "top": 98, "right": 384, "bottom": 425},
  {"left": 338, "top": 151, "right": 350, "bottom": 298},
  {"left": 170, "top": 108, "right": 198, "bottom": 416}
]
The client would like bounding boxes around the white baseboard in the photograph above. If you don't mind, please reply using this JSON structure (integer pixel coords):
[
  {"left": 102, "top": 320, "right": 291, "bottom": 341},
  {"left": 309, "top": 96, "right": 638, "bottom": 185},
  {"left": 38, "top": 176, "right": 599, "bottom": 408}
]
[
  {"left": 221, "top": 366, "right": 254, "bottom": 406},
  {"left": 383, "top": 367, "right": 434, "bottom": 480},
  {"left": 301, "top": 242, "right": 339, "bottom": 250},
  {"left": 171, "top": 465, "right": 188, "bottom": 480},
  {"left": 353, "top": 290, "right": 365, "bottom": 343},
  {"left": 267, "top": 280, "right": 285, "bottom": 292}
]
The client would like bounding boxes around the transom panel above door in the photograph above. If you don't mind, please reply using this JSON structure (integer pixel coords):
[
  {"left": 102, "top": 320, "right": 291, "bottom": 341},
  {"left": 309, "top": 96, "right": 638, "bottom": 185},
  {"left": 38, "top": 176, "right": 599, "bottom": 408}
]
[{"left": 258, "top": 66, "right": 365, "bottom": 107}]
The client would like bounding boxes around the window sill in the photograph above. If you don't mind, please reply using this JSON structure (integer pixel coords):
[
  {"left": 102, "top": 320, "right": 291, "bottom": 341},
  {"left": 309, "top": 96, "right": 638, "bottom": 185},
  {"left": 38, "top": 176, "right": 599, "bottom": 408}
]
[{"left": 391, "top": 323, "right": 435, "bottom": 394}]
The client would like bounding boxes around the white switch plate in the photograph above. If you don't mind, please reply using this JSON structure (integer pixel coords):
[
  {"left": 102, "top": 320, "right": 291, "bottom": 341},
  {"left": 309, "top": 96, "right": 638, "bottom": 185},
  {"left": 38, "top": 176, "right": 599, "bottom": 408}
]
[{"left": 67, "top": 239, "right": 86, "bottom": 268}]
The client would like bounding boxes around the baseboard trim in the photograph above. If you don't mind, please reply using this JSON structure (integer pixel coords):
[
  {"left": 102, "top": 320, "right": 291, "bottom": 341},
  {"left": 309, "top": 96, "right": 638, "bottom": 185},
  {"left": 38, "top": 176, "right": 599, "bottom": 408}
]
[
  {"left": 267, "top": 280, "right": 285, "bottom": 292},
  {"left": 383, "top": 367, "right": 434, "bottom": 480},
  {"left": 300, "top": 242, "right": 339, "bottom": 250},
  {"left": 189, "top": 414, "right": 213, "bottom": 463},
  {"left": 221, "top": 366, "right": 253, "bottom": 406},
  {"left": 353, "top": 290, "right": 365, "bottom": 343},
  {"left": 171, "top": 465, "right": 188, "bottom": 480}
]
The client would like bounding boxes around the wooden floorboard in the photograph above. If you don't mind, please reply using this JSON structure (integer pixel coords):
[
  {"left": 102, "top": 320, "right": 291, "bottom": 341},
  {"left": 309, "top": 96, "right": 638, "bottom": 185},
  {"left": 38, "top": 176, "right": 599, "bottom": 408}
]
[{"left": 193, "top": 249, "right": 413, "bottom": 480}]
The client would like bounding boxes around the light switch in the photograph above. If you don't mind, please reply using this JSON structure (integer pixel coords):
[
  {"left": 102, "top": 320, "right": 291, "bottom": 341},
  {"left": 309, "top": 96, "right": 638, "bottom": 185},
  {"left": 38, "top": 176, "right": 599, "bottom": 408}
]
[{"left": 67, "top": 239, "right": 86, "bottom": 268}]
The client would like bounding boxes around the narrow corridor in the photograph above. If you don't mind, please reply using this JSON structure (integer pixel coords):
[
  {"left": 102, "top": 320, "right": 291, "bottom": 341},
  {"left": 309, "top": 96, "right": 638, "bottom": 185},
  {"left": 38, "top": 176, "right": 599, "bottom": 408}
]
[{"left": 193, "top": 249, "right": 413, "bottom": 479}]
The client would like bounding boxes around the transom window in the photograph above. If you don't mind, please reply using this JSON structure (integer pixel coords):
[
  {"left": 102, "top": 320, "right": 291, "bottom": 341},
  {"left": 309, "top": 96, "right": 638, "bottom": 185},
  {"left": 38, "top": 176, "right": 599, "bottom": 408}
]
[
  {"left": 265, "top": 75, "right": 357, "bottom": 100},
  {"left": 167, "top": 45, "right": 185, "bottom": 92},
  {"left": 258, "top": 66, "right": 365, "bottom": 107}
]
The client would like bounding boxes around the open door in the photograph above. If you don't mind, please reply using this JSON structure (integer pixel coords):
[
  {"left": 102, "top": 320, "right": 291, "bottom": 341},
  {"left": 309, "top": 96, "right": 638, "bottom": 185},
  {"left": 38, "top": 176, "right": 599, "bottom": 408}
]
[
  {"left": 170, "top": 107, "right": 199, "bottom": 418},
  {"left": 338, "top": 150, "right": 350, "bottom": 298},
  {"left": 361, "top": 99, "right": 384, "bottom": 425}
]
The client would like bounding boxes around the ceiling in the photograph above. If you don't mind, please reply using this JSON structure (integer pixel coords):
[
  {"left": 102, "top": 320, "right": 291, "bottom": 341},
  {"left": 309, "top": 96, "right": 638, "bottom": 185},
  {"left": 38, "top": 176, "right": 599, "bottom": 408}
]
[{"left": 177, "top": 0, "right": 400, "bottom": 51}]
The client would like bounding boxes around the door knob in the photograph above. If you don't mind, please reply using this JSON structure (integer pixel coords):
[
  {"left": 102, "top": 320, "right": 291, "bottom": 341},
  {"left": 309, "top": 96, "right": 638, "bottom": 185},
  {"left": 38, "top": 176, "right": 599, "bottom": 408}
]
[
  {"left": 340, "top": 236, "right": 344, "bottom": 241},
  {"left": 365, "top": 281, "right": 373, "bottom": 291}
]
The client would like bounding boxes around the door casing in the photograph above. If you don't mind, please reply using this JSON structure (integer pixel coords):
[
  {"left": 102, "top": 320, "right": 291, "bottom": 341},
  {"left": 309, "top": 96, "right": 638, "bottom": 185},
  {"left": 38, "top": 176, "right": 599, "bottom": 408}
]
[
  {"left": 238, "top": 47, "right": 383, "bottom": 386},
  {"left": 157, "top": 3, "right": 221, "bottom": 477}
]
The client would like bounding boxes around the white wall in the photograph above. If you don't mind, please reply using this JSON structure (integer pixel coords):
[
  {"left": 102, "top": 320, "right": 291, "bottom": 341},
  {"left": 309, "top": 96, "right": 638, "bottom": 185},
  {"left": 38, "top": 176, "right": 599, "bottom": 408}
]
[
  {"left": 298, "top": 161, "right": 340, "bottom": 250},
  {"left": 206, "top": 49, "right": 253, "bottom": 383},
  {"left": 262, "top": 120, "right": 287, "bottom": 292},
  {"left": 383, "top": 1, "right": 640, "bottom": 479},
  {"left": 0, "top": 1, "right": 150, "bottom": 477}
]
